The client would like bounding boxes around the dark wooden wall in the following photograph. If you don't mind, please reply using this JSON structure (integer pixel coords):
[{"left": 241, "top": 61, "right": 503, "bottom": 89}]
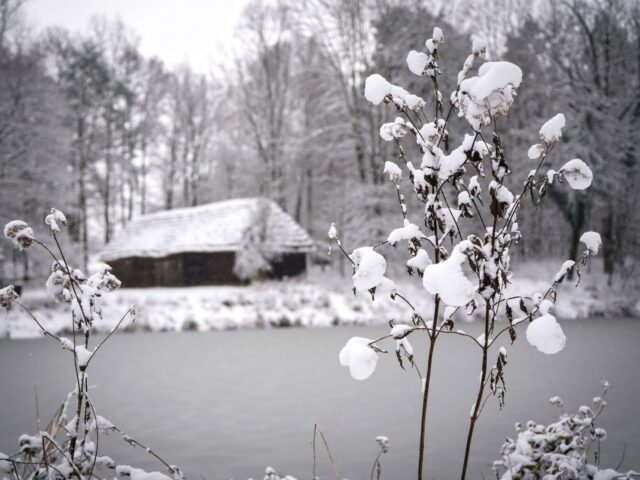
[
  {"left": 109, "top": 251, "right": 307, "bottom": 288},
  {"left": 269, "top": 253, "right": 307, "bottom": 279}
]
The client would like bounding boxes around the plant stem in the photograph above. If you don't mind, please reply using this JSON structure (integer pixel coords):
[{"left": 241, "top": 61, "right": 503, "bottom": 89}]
[
  {"left": 460, "top": 303, "right": 490, "bottom": 480},
  {"left": 417, "top": 298, "right": 439, "bottom": 480},
  {"left": 418, "top": 205, "right": 444, "bottom": 480}
]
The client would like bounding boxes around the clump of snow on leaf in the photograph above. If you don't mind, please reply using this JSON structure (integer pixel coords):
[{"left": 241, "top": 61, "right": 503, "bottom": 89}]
[
  {"left": 527, "top": 143, "right": 545, "bottom": 160},
  {"left": 560, "top": 159, "right": 593, "bottom": 190},
  {"left": 489, "top": 181, "right": 514, "bottom": 204},
  {"left": 3, "top": 220, "right": 34, "bottom": 250},
  {"left": 407, "top": 248, "right": 431, "bottom": 273},
  {"left": 549, "top": 395, "right": 564, "bottom": 407},
  {"left": 391, "top": 324, "right": 412, "bottom": 339},
  {"left": 580, "top": 231, "right": 602, "bottom": 255},
  {"left": 383, "top": 161, "right": 402, "bottom": 183},
  {"left": 423, "top": 243, "right": 475, "bottom": 306},
  {"left": 526, "top": 314, "right": 566, "bottom": 354},
  {"left": 471, "top": 38, "right": 487, "bottom": 55},
  {"left": 438, "top": 143, "right": 468, "bottom": 180},
  {"left": 554, "top": 260, "right": 575, "bottom": 283},
  {"left": 539, "top": 113, "right": 566, "bottom": 143},
  {"left": 351, "top": 247, "right": 387, "bottom": 291},
  {"left": 379, "top": 118, "right": 407, "bottom": 141},
  {"left": 406, "top": 50, "right": 428, "bottom": 76},
  {"left": 405, "top": 93, "right": 425, "bottom": 110},
  {"left": 339, "top": 337, "right": 378, "bottom": 380},
  {"left": 387, "top": 220, "right": 424, "bottom": 246},
  {"left": 0, "top": 285, "right": 18, "bottom": 311},
  {"left": 75, "top": 345, "right": 93, "bottom": 368},
  {"left": 327, "top": 223, "right": 337, "bottom": 240},
  {"left": 364, "top": 74, "right": 391, "bottom": 105},
  {"left": 465, "top": 62, "right": 522, "bottom": 100},
  {"left": 456, "top": 61, "right": 522, "bottom": 130},
  {"left": 432, "top": 27, "right": 444, "bottom": 43},
  {"left": 44, "top": 208, "right": 68, "bottom": 233}
]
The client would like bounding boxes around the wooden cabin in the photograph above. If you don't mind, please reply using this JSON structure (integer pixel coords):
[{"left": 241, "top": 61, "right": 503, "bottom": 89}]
[{"left": 99, "top": 198, "right": 314, "bottom": 287}]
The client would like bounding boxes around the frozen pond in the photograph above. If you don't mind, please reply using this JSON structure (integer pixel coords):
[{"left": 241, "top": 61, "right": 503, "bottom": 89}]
[{"left": 1, "top": 319, "right": 639, "bottom": 479}]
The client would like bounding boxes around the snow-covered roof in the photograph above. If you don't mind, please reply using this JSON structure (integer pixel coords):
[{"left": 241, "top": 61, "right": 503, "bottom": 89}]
[{"left": 99, "top": 198, "right": 315, "bottom": 261}]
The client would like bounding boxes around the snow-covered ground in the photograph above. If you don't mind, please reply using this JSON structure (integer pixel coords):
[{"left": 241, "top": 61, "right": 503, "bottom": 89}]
[{"left": 2, "top": 262, "right": 637, "bottom": 339}]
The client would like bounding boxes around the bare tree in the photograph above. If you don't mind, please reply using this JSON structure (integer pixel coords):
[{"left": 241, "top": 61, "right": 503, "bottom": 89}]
[
  {"left": 162, "top": 67, "right": 218, "bottom": 209},
  {"left": 233, "top": 0, "right": 294, "bottom": 208},
  {"left": 46, "top": 30, "right": 111, "bottom": 270}
]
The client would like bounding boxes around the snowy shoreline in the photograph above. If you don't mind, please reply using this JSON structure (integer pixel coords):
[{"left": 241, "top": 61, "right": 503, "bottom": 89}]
[{"left": 2, "top": 268, "right": 637, "bottom": 339}]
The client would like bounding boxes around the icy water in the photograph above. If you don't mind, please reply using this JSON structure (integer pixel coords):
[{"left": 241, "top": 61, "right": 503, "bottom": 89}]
[{"left": 1, "top": 319, "right": 640, "bottom": 480}]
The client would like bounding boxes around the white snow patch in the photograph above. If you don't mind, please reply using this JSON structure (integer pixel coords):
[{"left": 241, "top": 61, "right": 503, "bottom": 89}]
[
  {"left": 539, "top": 113, "right": 566, "bottom": 143},
  {"left": 407, "top": 248, "right": 431, "bottom": 272},
  {"left": 554, "top": 260, "right": 575, "bottom": 283},
  {"left": 406, "top": 50, "right": 429, "bottom": 76},
  {"left": 468, "top": 62, "right": 522, "bottom": 100},
  {"left": 383, "top": 161, "right": 402, "bottom": 182},
  {"left": 549, "top": 395, "right": 564, "bottom": 407},
  {"left": 75, "top": 345, "right": 93, "bottom": 368},
  {"left": 351, "top": 247, "right": 387, "bottom": 292},
  {"left": 526, "top": 314, "right": 566, "bottom": 354},
  {"left": 339, "top": 337, "right": 378, "bottom": 380},
  {"left": 405, "top": 93, "right": 425, "bottom": 110},
  {"left": 364, "top": 74, "right": 391, "bottom": 105},
  {"left": 432, "top": 27, "right": 444, "bottom": 43},
  {"left": 387, "top": 220, "right": 425, "bottom": 246},
  {"left": 580, "top": 231, "right": 602, "bottom": 255},
  {"left": 471, "top": 38, "right": 487, "bottom": 55},
  {"left": 560, "top": 159, "right": 593, "bottom": 190},
  {"left": 379, "top": 118, "right": 407, "bottom": 141},
  {"left": 328, "top": 223, "right": 337, "bottom": 240},
  {"left": 391, "top": 324, "right": 412, "bottom": 339},
  {"left": 423, "top": 245, "right": 474, "bottom": 306},
  {"left": 527, "top": 143, "right": 545, "bottom": 160}
]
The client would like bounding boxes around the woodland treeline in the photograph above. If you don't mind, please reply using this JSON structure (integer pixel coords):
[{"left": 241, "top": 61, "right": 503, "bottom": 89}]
[{"left": 0, "top": 0, "right": 638, "bottom": 284}]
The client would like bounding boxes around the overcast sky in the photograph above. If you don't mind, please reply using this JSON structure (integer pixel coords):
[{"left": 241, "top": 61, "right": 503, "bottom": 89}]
[{"left": 23, "top": 0, "right": 248, "bottom": 71}]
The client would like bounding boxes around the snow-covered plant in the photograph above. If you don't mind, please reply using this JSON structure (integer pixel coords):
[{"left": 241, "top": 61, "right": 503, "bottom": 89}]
[
  {"left": 262, "top": 466, "right": 297, "bottom": 480},
  {"left": 493, "top": 382, "right": 638, "bottom": 480},
  {"left": 370, "top": 436, "right": 390, "bottom": 480},
  {"left": 0, "top": 209, "right": 183, "bottom": 480},
  {"left": 234, "top": 201, "right": 274, "bottom": 281},
  {"left": 328, "top": 26, "right": 602, "bottom": 480}
]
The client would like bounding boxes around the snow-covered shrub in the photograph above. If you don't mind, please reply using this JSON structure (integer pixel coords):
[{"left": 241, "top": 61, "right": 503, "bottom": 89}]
[
  {"left": 371, "top": 436, "right": 390, "bottom": 480},
  {"left": 0, "top": 210, "right": 183, "bottom": 480},
  {"left": 262, "top": 466, "right": 297, "bottom": 480},
  {"left": 493, "top": 382, "right": 638, "bottom": 480},
  {"left": 234, "top": 201, "right": 273, "bottom": 281},
  {"left": 328, "top": 25, "right": 602, "bottom": 480}
]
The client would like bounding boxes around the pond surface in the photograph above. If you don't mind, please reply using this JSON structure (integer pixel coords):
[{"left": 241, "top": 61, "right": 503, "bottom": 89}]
[{"left": 1, "top": 319, "right": 639, "bottom": 480}]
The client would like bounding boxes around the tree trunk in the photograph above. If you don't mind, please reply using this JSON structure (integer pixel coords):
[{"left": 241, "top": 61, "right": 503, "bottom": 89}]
[
  {"left": 103, "top": 119, "right": 112, "bottom": 243},
  {"left": 77, "top": 118, "right": 89, "bottom": 272}
]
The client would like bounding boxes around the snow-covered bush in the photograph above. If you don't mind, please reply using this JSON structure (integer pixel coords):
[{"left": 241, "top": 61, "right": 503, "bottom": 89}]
[
  {"left": 493, "top": 382, "right": 638, "bottom": 480},
  {"left": 234, "top": 201, "right": 273, "bottom": 281},
  {"left": 328, "top": 25, "right": 602, "bottom": 480},
  {"left": 0, "top": 209, "right": 183, "bottom": 480}
]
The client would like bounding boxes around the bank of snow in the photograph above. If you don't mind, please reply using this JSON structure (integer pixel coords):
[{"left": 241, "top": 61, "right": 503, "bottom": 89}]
[
  {"left": 2, "top": 261, "right": 636, "bottom": 339},
  {"left": 1, "top": 281, "right": 415, "bottom": 339}
]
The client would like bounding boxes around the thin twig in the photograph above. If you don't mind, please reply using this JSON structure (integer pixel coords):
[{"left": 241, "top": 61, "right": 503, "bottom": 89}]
[
  {"left": 12, "top": 300, "right": 62, "bottom": 344},
  {"left": 86, "top": 306, "right": 135, "bottom": 366},
  {"left": 370, "top": 451, "right": 383, "bottom": 480},
  {"left": 312, "top": 424, "right": 341, "bottom": 480}
]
